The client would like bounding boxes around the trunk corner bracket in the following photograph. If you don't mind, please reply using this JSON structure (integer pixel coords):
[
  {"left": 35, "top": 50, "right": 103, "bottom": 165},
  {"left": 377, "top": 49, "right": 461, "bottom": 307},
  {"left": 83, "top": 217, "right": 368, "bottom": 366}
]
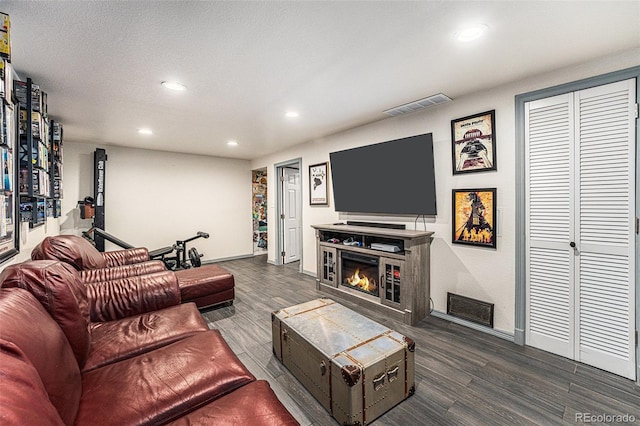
[
  {"left": 341, "top": 365, "right": 362, "bottom": 387},
  {"left": 403, "top": 336, "right": 416, "bottom": 352}
]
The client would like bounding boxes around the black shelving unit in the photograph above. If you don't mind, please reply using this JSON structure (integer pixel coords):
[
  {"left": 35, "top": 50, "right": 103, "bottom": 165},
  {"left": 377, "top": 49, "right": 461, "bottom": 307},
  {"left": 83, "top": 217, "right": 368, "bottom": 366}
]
[
  {"left": 16, "top": 77, "right": 48, "bottom": 228},
  {"left": 49, "top": 119, "right": 63, "bottom": 218},
  {"left": 0, "top": 81, "right": 20, "bottom": 261}
]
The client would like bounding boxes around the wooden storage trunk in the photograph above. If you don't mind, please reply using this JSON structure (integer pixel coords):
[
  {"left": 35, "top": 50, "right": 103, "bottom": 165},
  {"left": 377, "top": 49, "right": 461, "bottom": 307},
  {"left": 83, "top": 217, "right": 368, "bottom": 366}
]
[{"left": 272, "top": 298, "right": 415, "bottom": 425}]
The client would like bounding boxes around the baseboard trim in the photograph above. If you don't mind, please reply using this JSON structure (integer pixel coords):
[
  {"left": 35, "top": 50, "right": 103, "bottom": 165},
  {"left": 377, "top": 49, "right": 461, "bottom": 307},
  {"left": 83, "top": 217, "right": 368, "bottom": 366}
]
[
  {"left": 431, "top": 310, "right": 515, "bottom": 342},
  {"left": 302, "top": 269, "right": 316, "bottom": 277},
  {"left": 202, "top": 254, "right": 254, "bottom": 264}
]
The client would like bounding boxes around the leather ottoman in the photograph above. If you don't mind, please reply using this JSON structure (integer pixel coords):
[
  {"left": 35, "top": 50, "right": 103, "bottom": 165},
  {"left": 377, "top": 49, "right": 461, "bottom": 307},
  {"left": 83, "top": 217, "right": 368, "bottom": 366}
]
[{"left": 175, "top": 264, "right": 235, "bottom": 309}]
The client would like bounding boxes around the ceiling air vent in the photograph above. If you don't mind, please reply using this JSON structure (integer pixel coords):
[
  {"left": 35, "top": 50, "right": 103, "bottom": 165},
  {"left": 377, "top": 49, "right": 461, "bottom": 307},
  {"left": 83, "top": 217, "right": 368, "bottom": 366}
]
[{"left": 383, "top": 93, "right": 452, "bottom": 117}]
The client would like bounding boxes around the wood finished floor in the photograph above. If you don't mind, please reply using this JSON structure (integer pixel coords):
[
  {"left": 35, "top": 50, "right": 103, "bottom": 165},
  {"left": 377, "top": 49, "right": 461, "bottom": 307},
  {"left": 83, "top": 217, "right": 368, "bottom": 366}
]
[{"left": 201, "top": 255, "right": 640, "bottom": 426}]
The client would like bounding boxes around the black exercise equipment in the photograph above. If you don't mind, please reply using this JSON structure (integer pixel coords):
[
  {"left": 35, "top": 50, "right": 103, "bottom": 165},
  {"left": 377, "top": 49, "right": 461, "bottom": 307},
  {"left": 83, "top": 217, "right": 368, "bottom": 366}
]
[
  {"left": 153, "top": 232, "right": 209, "bottom": 270},
  {"left": 93, "top": 149, "right": 107, "bottom": 251},
  {"left": 82, "top": 227, "right": 209, "bottom": 271},
  {"left": 78, "top": 196, "right": 95, "bottom": 220}
]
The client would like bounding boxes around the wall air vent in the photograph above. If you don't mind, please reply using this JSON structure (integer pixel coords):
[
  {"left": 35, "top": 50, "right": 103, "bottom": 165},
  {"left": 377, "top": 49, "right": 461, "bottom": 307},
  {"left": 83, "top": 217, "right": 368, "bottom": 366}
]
[
  {"left": 383, "top": 93, "right": 452, "bottom": 117},
  {"left": 447, "top": 292, "right": 494, "bottom": 328}
]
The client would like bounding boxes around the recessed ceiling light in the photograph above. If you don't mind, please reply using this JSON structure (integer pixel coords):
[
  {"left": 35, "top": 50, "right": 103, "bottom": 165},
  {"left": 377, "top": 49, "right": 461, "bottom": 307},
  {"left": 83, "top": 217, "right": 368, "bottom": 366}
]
[
  {"left": 285, "top": 111, "right": 299, "bottom": 118},
  {"left": 456, "top": 24, "right": 488, "bottom": 42},
  {"left": 227, "top": 140, "right": 238, "bottom": 147},
  {"left": 161, "top": 81, "right": 187, "bottom": 91},
  {"left": 137, "top": 128, "right": 153, "bottom": 135}
]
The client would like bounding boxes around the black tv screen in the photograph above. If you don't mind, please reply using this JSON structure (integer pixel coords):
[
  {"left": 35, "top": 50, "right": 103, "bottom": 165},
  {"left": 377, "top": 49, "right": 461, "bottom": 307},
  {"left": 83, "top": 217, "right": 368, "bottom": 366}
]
[{"left": 329, "top": 133, "right": 437, "bottom": 215}]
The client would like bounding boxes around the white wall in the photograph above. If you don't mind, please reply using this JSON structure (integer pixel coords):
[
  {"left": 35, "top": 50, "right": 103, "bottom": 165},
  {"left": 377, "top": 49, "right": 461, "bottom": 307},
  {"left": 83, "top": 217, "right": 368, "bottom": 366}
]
[
  {"left": 251, "top": 48, "right": 640, "bottom": 335},
  {"left": 4, "top": 48, "right": 636, "bottom": 334},
  {"left": 61, "top": 143, "right": 253, "bottom": 261},
  {"left": 2, "top": 219, "right": 61, "bottom": 266}
]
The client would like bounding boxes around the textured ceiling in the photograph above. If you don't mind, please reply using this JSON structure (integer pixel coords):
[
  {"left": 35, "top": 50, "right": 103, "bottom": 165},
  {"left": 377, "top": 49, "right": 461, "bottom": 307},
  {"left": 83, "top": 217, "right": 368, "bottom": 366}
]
[{"left": 2, "top": 1, "right": 639, "bottom": 160}]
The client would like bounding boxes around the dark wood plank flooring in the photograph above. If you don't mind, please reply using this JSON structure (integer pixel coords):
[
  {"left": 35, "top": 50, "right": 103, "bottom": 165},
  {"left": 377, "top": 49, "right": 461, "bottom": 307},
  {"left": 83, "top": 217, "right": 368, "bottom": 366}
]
[{"left": 201, "top": 255, "right": 640, "bottom": 425}]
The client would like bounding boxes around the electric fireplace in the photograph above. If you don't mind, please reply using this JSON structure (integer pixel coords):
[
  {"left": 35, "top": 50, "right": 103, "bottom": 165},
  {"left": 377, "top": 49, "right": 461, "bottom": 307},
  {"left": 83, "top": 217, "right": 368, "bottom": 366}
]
[
  {"left": 314, "top": 223, "right": 434, "bottom": 326},
  {"left": 340, "top": 251, "right": 379, "bottom": 297}
]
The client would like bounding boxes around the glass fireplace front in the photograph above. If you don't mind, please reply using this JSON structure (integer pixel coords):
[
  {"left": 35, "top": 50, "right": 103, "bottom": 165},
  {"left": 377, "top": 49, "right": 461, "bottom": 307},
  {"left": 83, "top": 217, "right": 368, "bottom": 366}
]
[{"left": 340, "top": 251, "right": 379, "bottom": 297}]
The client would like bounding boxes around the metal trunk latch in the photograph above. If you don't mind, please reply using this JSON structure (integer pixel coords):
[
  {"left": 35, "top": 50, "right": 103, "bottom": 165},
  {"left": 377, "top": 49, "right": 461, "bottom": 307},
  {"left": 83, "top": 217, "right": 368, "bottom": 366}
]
[
  {"left": 387, "top": 365, "right": 399, "bottom": 382},
  {"left": 373, "top": 372, "right": 385, "bottom": 391},
  {"left": 320, "top": 360, "right": 327, "bottom": 376}
]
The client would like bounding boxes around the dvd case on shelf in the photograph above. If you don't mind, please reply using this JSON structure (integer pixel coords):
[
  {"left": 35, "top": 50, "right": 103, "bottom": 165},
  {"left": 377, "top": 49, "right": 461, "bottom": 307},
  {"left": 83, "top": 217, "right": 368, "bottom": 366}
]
[
  {"left": 14, "top": 80, "right": 26, "bottom": 106},
  {"left": 0, "top": 61, "right": 5, "bottom": 99},
  {"left": 0, "top": 16, "right": 10, "bottom": 61},
  {"left": 0, "top": 102, "right": 4, "bottom": 146}
]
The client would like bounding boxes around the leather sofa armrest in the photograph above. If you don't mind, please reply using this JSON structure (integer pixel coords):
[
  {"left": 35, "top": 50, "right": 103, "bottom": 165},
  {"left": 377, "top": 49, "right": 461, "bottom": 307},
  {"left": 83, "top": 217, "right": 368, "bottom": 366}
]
[
  {"left": 102, "top": 247, "right": 151, "bottom": 267},
  {"left": 0, "top": 340, "right": 66, "bottom": 426},
  {"left": 86, "top": 271, "right": 180, "bottom": 322},
  {"left": 79, "top": 260, "right": 167, "bottom": 283}
]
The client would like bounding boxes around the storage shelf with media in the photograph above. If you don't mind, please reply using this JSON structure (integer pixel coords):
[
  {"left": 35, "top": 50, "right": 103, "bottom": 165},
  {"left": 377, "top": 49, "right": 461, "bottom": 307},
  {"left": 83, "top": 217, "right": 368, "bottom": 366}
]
[
  {"left": 312, "top": 223, "right": 433, "bottom": 325},
  {"left": 319, "top": 231, "right": 407, "bottom": 255},
  {"left": 49, "top": 120, "right": 63, "bottom": 217},
  {"left": 14, "top": 77, "right": 62, "bottom": 225}
]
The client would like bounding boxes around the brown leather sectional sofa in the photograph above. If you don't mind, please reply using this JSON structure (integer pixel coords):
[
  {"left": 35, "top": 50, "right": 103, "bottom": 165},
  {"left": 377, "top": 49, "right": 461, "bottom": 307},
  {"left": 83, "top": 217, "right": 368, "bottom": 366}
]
[
  {"left": 0, "top": 260, "right": 298, "bottom": 425},
  {"left": 31, "top": 234, "right": 235, "bottom": 309}
]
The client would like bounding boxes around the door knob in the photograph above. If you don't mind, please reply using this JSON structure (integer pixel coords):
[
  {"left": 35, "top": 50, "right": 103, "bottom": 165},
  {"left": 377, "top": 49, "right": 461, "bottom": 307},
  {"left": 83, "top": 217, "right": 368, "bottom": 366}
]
[{"left": 569, "top": 241, "right": 576, "bottom": 248}]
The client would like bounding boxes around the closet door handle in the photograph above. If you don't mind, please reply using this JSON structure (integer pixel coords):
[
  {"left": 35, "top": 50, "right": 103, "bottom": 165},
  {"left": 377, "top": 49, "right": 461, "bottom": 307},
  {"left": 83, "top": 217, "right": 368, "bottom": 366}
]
[{"left": 569, "top": 241, "right": 576, "bottom": 248}]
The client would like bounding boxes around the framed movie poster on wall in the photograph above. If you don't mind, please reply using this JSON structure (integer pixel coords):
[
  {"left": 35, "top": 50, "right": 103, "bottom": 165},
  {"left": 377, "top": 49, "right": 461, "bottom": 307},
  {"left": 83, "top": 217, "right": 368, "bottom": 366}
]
[
  {"left": 309, "top": 162, "right": 329, "bottom": 206},
  {"left": 451, "top": 110, "right": 496, "bottom": 174},
  {"left": 452, "top": 188, "right": 496, "bottom": 248}
]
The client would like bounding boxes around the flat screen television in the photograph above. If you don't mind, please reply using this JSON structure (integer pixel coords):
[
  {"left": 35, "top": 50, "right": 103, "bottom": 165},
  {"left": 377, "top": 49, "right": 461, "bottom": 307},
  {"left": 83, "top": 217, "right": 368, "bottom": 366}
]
[{"left": 329, "top": 133, "right": 437, "bottom": 215}]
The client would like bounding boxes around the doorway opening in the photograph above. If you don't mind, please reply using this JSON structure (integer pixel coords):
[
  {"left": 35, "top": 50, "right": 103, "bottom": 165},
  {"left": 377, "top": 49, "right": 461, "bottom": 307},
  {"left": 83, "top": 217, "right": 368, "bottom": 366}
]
[
  {"left": 252, "top": 168, "right": 268, "bottom": 256},
  {"left": 275, "top": 158, "right": 302, "bottom": 270}
]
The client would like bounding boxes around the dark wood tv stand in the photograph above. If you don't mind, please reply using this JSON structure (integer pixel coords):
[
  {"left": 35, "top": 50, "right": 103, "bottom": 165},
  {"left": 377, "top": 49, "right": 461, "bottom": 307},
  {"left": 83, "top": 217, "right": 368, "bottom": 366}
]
[{"left": 312, "top": 224, "right": 434, "bottom": 325}]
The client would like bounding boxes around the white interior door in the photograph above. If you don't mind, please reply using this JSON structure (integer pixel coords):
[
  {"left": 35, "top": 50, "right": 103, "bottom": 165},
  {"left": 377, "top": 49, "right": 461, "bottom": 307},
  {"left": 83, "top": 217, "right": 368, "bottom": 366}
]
[
  {"left": 574, "top": 79, "right": 636, "bottom": 379},
  {"left": 525, "top": 79, "right": 636, "bottom": 380},
  {"left": 525, "top": 92, "right": 576, "bottom": 359},
  {"left": 282, "top": 167, "right": 301, "bottom": 264}
]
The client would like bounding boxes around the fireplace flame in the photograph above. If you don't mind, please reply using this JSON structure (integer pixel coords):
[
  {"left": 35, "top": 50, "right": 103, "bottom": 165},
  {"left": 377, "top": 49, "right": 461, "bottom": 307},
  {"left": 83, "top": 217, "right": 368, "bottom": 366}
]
[{"left": 346, "top": 268, "right": 377, "bottom": 293}]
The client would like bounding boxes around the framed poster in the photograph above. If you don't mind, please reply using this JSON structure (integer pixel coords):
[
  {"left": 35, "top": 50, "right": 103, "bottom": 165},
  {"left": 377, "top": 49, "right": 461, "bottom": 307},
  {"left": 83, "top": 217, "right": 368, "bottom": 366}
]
[
  {"left": 452, "top": 188, "right": 496, "bottom": 248},
  {"left": 309, "top": 162, "right": 329, "bottom": 206},
  {"left": 451, "top": 110, "right": 496, "bottom": 174}
]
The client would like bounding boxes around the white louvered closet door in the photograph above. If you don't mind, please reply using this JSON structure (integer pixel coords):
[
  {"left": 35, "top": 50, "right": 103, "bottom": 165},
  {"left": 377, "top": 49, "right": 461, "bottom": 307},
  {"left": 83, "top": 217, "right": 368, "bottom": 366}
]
[
  {"left": 575, "top": 80, "right": 635, "bottom": 379},
  {"left": 525, "top": 93, "right": 576, "bottom": 359},
  {"left": 525, "top": 79, "right": 636, "bottom": 380}
]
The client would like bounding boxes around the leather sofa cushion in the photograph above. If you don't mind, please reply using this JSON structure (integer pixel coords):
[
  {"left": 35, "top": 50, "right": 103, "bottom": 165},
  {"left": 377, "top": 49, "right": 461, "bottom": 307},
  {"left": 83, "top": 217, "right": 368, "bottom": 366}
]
[
  {"left": 176, "top": 264, "right": 234, "bottom": 301},
  {"left": 102, "top": 247, "right": 150, "bottom": 267},
  {"left": 84, "top": 302, "right": 209, "bottom": 372},
  {"left": 32, "top": 235, "right": 108, "bottom": 270},
  {"left": 86, "top": 271, "right": 181, "bottom": 322},
  {"left": 0, "top": 288, "right": 82, "bottom": 425},
  {"left": 77, "top": 330, "right": 256, "bottom": 426},
  {"left": 0, "top": 260, "right": 91, "bottom": 367},
  {"left": 80, "top": 260, "right": 167, "bottom": 283},
  {"left": 166, "top": 380, "right": 299, "bottom": 426},
  {"left": 0, "top": 339, "right": 65, "bottom": 426}
]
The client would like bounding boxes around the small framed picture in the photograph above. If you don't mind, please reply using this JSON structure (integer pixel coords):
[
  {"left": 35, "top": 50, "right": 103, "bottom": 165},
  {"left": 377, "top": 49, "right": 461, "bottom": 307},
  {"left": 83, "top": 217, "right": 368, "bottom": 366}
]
[
  {"left": 451, "top": 110, "right": 496, "bottom": 174},
  {"left": 452, "top": 188, "right": 496, "bottom": 248},
  {"left": 309, "top": 162, "right": 329, "bottom": 206}
]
